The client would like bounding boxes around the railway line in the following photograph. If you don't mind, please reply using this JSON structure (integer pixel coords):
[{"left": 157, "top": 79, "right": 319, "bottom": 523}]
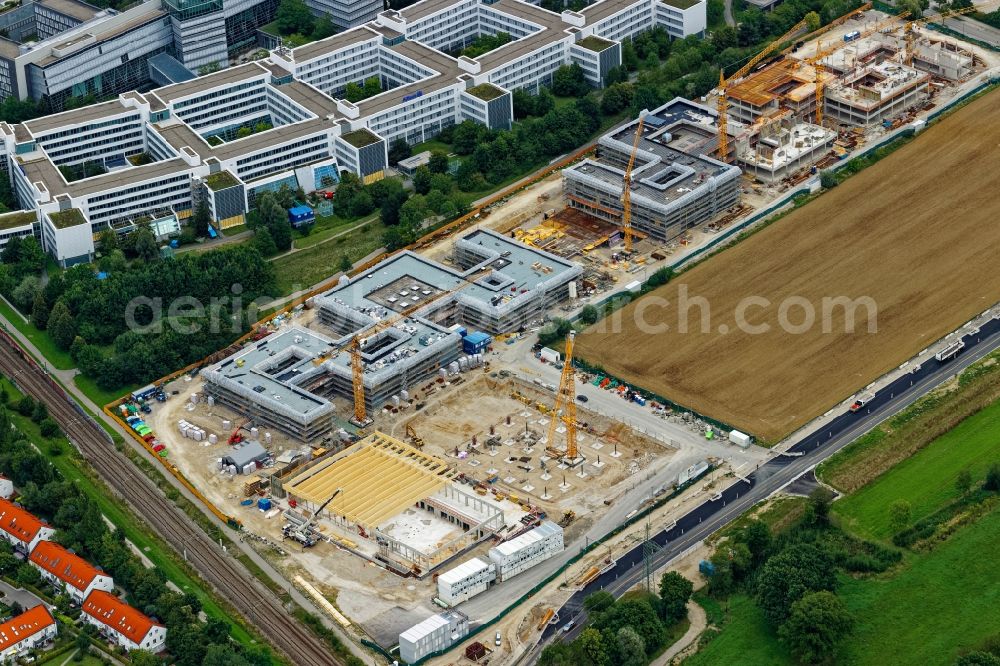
[{"left": 0, "top": 329, "right": 342, "bottom": 666}]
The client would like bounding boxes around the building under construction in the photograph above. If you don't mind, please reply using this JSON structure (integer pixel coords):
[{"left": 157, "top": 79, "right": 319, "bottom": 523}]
[
  {"left": 562, "top": 98, "right": 742, "bottom": 242},
  {"left": 203, "top": 229, "right": 581, "bottom": 440},
  {"left": 282, "top": 432, "right": 507, "bottom": 574}
]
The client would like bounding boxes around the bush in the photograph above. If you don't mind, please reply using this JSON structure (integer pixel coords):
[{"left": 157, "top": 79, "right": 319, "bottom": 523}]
[
  {"left": 15, "top": 395, "right": 34, "bottom": 416},
  {"left": 39, "top": 418, "right": 59, "bottom": 438},
  {"left": 820, "top": 170, "right": 839, "bottom": 189},
  {"left": 579, "top": 304, "right": 600, "bottom": 325}
]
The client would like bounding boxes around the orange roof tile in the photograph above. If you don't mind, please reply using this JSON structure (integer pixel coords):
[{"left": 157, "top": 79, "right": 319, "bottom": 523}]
[
  {"left": 82, "top": 590, "right": 161, "bottom": 646},
  {"left": 29, "top": 541, "right": 106, "bottom": 591},
  {"left": 0, "top": 498, "right": 48, "bottom": 544},
  {"left": 0, "top": 605, "right": 54, "bottom": 652}
]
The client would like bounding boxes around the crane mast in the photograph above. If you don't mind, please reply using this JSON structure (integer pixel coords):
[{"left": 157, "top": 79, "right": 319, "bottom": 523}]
[
  {"left": 621, "top": 115, "right": 646, "bottom": 255},
  {"left": 546, "top": 331, "right": 580, "bottom": 462}
]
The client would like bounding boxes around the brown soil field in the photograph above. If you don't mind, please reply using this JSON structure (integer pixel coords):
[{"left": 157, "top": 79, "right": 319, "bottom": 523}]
[{"left": 576, "top": 89, "right": 1000, "bottom": 442}]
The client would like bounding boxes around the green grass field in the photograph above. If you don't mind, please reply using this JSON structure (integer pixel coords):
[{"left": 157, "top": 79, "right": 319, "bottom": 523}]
[
  {"left": 0, "top": 300, "right": 74, "bottom": 371},
  {"left": 272, "top": 221, "right": 385, "bottom": 295},
  {"left": 686, "top": 594, "right": 789, "bottom": 665},
  {"left": 832, "top": 398, "right": 1000, "bottom": 540},
  {"left": 690, "top": 511, "right": 1000, "bottom": 666}
]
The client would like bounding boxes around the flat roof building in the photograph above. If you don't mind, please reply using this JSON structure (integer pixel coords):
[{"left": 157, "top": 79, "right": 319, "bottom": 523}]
[
  {"left": 488, "top": 520, "right": 563, "bottom": 581},
  {"left": 437, "top": 557, "right": 496, "bottom": 605},
  {"left": 398, "top": 610, "right": 469, "bottom": 664},
  {"left": 204, "top": 229, "right": 581, "bottom": 439},
  {"left": 563, "top": 98, "right": 742, "bottom": 242}
]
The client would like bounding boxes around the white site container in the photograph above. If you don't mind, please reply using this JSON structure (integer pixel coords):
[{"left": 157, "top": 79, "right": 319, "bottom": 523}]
[{"left": 729, "top": 430, "right": 751, "bottom": 448}]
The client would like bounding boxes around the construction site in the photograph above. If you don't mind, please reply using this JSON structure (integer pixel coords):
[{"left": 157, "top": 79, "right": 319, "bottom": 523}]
[{"left": 109, "top": 6, "right": 1000, "bottom": 660}]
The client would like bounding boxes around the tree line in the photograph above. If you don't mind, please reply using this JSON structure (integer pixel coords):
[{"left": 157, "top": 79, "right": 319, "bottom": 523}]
[
  {"left": 0, "top": 398, "right": 271, "bottom": 665},
  {"left": 1, "top": 238, "right": 276, "bottom": 392}
]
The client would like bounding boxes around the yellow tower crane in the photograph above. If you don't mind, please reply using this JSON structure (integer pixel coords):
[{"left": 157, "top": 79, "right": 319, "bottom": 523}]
[
  {"left": 546, "top": 331, "right": 579, "bottom": 462},
  {"left": 717, "top": 17, "right": 810, "bottom": 162},
  {"left": 621, "top": 113, "right": 646, "bottom": 255},
  {"left": 346, "top": 269, "right": 492, "bottom": 425}
]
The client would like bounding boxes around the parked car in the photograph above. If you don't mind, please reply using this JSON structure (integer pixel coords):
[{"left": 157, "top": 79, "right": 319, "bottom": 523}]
[
  {"left": 495, "top": 632, "right": 502, "bottom": 646},
  {"left": 576, "top": 394, "right": 588, "bottom": 403}
]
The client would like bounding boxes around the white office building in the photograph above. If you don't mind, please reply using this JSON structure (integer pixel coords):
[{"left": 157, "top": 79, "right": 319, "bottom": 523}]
[
  {"left": 488, "top": 520, "right": 563, "bottom": 581},
  {"left": 437, "top": 557, "right": 496, "bottom": 605},
  {"left": 0, "top": 0, "right": 707, "bottom": 264},
  {"left": 398, "top": 610, "right": 469, "bottom": 664}
]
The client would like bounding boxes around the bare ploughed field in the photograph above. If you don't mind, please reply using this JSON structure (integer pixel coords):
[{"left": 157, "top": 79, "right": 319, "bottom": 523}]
[{"left": 577, "top": 89, "right": 1000, "bottom": 441}]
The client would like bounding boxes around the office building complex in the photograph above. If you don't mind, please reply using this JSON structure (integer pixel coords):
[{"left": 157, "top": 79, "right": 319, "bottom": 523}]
[
  {"left": 203, "top": 228, "right": 581, "bottom": 439},
  {"left": 0, "top": 0, "right": 706, "bottom": 265},
  {"left": 563, "top": 97, "right": 742, "bottom": 241}
]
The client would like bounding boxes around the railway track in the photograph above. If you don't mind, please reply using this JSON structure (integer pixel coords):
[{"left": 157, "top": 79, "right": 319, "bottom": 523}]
[{"left": 0, "top": 331, "right": 341, "bottom": 666}]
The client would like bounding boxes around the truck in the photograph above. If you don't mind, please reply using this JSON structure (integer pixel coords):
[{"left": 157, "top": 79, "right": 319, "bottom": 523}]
[
  {"left": 850, "top": 392, "right": 875, "bottom": 412},
  {"left": 935, "top": 340, "right": 965, "bottom": 362}
]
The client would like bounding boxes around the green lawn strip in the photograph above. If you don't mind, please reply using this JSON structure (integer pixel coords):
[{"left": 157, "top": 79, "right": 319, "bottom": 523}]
[
  {"left": 836, "top": 509, "right": 1000, "bottom": 666},
  {"left": 685, "top": 594, "right": 789, "bottom": 665},
  {"left": 645, "top": 617, "right": 691, "bottom": 662},
  {"left": 0, "top": 299, "right": 75, "bottom": 371},
  {"left": 407, "top": 139, "right": 453, "bottom": 155},
  {"left": 0, "top": 378, "right": 262, "bottom": 649},
  {"left": 294, "top": 213, "right": 377, "bottom": 249},
  {"left": 710, "top": 496, "right": 806, "bottom": 544},
  {"left": 74, "top": 373, "right": 140, "bottom": 410},
  {"left": 273, "top": 221, "right": 385, "bottom": 295},
  {"left": 833, "top": 398, "right": 1000, "bottom": 540}
]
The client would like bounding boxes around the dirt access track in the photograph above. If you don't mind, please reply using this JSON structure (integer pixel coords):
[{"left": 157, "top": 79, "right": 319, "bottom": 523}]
[{"left": 576, "top": 88, "right": 1000, "bottom": 442}]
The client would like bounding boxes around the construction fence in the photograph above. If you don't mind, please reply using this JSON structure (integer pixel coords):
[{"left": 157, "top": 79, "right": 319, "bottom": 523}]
[{"left": 361, "top": 465, "right": 713, "bottom": 665}]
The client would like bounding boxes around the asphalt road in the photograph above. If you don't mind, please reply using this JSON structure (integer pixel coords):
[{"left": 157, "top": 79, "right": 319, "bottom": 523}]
[{"left": 535, "top": 314, "right": 1000, "bottom": 651}]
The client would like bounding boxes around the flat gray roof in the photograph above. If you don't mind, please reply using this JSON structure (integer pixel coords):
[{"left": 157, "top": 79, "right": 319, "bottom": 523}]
[
  {"left": 36, "top": 0, "right": 101, "bottom": 22},
  {"left": 35, "top": 10, "right": 167, "bottom": 66},
  {"left": 0, "top": 37, "right": 20, "bottom": 59},
  {"left": 356, "top": 41, "right": 460, "bottom": 116},
  {"left": 18, "top": 154, "right": 191, "bottom": 198},
  {"left": 583, "top": 0, "right": 637, "bottom": 23},
  {"left": 278, "top": 80, "right": 340, "bottom": 117},
  {"left": 24, "top": 100, "right": 134, "bottom": 134},
  {"left": 476, "top": 1, "right": 565, "bottom": 69},
  {"left": 399, "top": 0, "right": 462, "bottom": 22},
  {"left": 289, "top": 27, "right": 378, "bottom": 64},
  {"left": 155, "top": 63, "right": 268, "bottom": 104}
]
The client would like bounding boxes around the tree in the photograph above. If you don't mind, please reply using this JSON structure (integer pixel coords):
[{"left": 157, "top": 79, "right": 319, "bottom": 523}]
[
  {"left": 252, "top": 227, "right": 278, "bottom": 257},
  {"left": 30, "top": 290, "right": 49, "bottom": 330},
  {"left": 577, "top": 627, "right": 609, "bottom": 666},
  {"left": 778, "top": 591, "right": 854, "bottom": 664},
  {"left": 30, "top": 400, "right": 47, "bottom": 424},
  {"left": 12, "top": 275, "right": 40, "bottom": 312},
  {"left": 275, "top": 0, "right": 312, "bottom": 35},
  {"left": 16, "top": 395, "right": 34, "bottom": 416},
  {"left": 48, "top": 301, "right": 77, "bottom": 350},
  {"left": 580, "top": 304, "right": 600, "bottom": 325},
  {"left": 658, "top": 571, "right": 693, "bottom": 624},
  {"left": 388, "top": 138, "right": 411, "bottom": 166},
  {"left": 956, "top": 469, "right": 973, "bottom": 497},
  {"left": 412, "top": 166, "right": 433, "bottom": 195},
  {"left": 132, "top": 227, "right": 159, "bottom": 262},
  {"left": 804, "top": 10, "right": 821, "bottom": 32},
  {"left": 957, "top": 653, "right": 1000, "bottom": 666},
  {"left": 804, "top": 487, "right": 833, "bottom": 526},
  {"left": 15, "top": 563, "right": 40, "bottom": 587},
  {"left": 428, "top": 150, "right": 449, "bottom": 174},
  {"left": 344, "top": 81, "right": 364, "bottom": 102},
  {"left": 339, "top": 255, "right": 352, "bottom": 273},
  {"left": 984, "top": 464, "right": 1000, "bottom": 492},
  {"left": 312, "top": 14, "right": 337, "bottom": 40},
  {"left": 755, "top": 543, "right": 837, "bottom": 625},
  {"left": 552, "top": 63, "right": 588, "bottom": 97},
  {"left": 363, "top": 76, "right": 382, "bottom": 98},
  {"left": 616, "top": 626, "right": 646, "bottom": 666},
  {"left": 193, "top": 199, "right": 211, "bottom": 237},
  {"left": 96, "top": 228, "right": 119, "bottom": 256}
]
